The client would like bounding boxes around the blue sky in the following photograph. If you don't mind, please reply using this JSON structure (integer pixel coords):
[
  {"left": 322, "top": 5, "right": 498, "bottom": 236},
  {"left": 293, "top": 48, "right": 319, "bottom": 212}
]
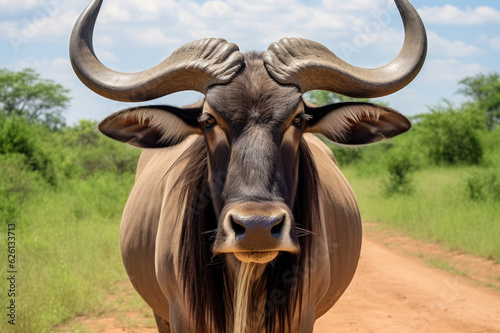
[{"left": 1, "top": 0, "right": 500, "bottom": 125}]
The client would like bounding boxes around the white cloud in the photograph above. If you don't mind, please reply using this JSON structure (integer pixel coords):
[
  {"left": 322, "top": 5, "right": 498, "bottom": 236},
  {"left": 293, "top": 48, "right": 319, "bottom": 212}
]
[
  {"left": 100, "top": 3, "right": 132, "bottom": 22},
  {"left": 422, "top": 59, "right": 484, "bottom": 82},
  {"left": 0, "top": 0, "right": 38, "bottom": 11},
  {"left": 472, "top": 34, "right": 500, "bottom": 51},
  {"left": 428, "top": 31, "right": 486, "bottom": 57},
  {"left": 419, "top": 5, "right": 500, "bottom": 25},
  {"left": 93, "top": 48, "right": 118, "bottom": 62},
  {"left": 14, "top": 57, "right": 73, "bottom": 85},
  {"left": 0, "top": 5, "right": 80, "bottom": 51},
  {"left": 489, "top": 37, "right": 500, "bottom": 50},
  {"left": 320, "top": 0, "right": 393, "bottom": 12},
  {"left": 100, "top": 0, "right": 178, "bottom": 22},
  {"left": 201, "top": 1, "right": 231, "bottom": 19},
  {"left": 0, "top": 0, "right": 414, "bottom": 56},
  {"left": 129, "top": 28, "right": 182, "bottom": 46}
]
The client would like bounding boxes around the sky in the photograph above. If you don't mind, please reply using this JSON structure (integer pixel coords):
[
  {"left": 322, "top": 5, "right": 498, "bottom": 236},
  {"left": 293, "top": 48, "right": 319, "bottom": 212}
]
[{"left": 1, "top": 0, "right": 500, "bottom": 125}]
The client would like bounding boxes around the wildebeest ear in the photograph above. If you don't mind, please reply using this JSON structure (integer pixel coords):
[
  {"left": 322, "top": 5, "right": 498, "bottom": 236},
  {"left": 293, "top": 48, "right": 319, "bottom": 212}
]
[
  {"left": 98, "top": 105, "right": 203, "bottom": 148},
  {"left": 305, "top": 102, "right": 411, "bottom": 145}
]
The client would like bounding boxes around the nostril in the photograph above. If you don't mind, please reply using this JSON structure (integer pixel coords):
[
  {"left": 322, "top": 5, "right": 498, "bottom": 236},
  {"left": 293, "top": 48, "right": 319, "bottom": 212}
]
[
  {"left": 230, "top": 216, "right": 246, "bottom": 238},
  {"left": 270, "top": 216, "right": 285, "bottom": 238}
]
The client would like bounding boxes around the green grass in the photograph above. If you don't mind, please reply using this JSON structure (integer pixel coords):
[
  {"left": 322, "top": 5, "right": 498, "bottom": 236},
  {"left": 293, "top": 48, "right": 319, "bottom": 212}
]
[
  {"left": 1, "top": 172, "right": 134, "bottom": 332},
  {"left": 342, "top": 165, "right": 500, "bottom": 262},
  {"left": 425, "top": 258, "right": 468, "bottom": 276},
  {"left": 55, "top": 280, "right": 156, "bottom": 332},
  {"left": 0, "top": 120, "right": 497, "bottom": 332}
]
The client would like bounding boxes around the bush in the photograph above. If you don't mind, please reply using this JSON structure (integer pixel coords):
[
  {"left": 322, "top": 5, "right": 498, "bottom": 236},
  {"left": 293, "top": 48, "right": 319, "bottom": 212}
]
[
  {"left": 330, "top": 145, "right": 364, "bottom": 165},
  {"left": 383, "top": 153, "right": 416, "bottom": 196},
  {"left": 414, "top": 101, "right": 485, "bottom": 165},
  {"left": 0, "top": 154, "right": 43, "bottom": 223},
  {"left": 0, "top": 116, "right": 65, "bottom": 185},
  {"left": 466, "top": 169, "right": 500, "bottom": 201},
  {"left": 62, "top": 120, "right": 140, "bottom": 176},
  {"left": 0, "top": 115, "right": 35, "bottom": 156},
  {"left": 318, "top": 134, "right": 365, "bottom": 166},
  {"left": 479, "top": 127, "right": 500, "bottom": 166}
]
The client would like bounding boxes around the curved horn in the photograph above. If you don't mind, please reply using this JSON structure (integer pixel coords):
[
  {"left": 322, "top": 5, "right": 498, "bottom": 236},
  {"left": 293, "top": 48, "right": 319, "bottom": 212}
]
[
  {"left": 263, "top": 0, "right": 427, "bottom": 98},
  {"left": 70, "top": 0, "right": 244, "bottom": 102}
]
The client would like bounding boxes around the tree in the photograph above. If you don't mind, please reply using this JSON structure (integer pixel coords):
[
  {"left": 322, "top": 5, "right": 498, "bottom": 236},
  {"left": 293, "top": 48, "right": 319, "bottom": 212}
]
[
  {"left": 458, "top": 72, "right": 500, "bottom": 130},
  {"left": 0, "top": 68, "right": 70, "bottom": 130}
]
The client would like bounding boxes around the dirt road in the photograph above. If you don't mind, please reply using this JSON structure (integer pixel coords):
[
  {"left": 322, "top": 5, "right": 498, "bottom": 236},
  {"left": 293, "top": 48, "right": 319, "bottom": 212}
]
[
  {"left": 314, "top": 236, "right": 500, "bottom": 332},
  {"left": 65, "top": 228, "right": 500, "bottom": 332}
]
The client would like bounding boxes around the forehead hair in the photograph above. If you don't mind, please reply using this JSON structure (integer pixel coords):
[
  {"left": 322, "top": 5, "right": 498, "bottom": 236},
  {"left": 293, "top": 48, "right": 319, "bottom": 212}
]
[{"left": 205, "top": 51, "right": 302, "bottom": 128}]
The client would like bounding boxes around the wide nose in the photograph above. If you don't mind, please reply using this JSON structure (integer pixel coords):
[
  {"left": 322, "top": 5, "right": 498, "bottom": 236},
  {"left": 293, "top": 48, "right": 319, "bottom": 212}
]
[
  {"left": 230, "top": 214, "right": 284, "bottom": 249},
  {"left": 213, "top": 201, "right": 300, "bottom": 256}
]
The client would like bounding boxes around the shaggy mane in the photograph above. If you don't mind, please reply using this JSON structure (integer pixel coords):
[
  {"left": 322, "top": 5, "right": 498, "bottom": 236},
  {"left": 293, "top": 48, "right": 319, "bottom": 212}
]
[{"left": 172, "top": 136, "right": 320, "bottom": 332}]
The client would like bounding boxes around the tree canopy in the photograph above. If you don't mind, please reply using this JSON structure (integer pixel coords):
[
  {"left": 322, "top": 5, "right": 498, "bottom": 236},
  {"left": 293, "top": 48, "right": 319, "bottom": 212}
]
[
  {"left": 458, "top": 72, "right": 500, "bottom": 130},
  {"left": 0, "top": 68, "right": 70, "bottom": 130}
]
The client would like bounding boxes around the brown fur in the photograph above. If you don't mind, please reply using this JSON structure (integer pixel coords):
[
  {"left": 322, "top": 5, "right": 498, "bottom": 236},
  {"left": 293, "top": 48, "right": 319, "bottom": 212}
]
[
  {"left": 73, "top": 1, "right": 422, "bottom": 331},
  {"left": 111, "top": 52, "right": 391, "bottom": 333},
  {"left": 172, "top": 134, "right": 319, "bottom": 332}
]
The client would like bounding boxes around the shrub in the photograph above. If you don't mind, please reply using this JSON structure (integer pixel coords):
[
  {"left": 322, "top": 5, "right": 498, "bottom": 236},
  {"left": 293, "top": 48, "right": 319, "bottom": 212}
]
[
  {"left": 414, "top": 101, "right": 485, "bottom": 165},
  {"left": 0, "top": 115, "right": 63, "bottom": 184},
  {"left": 0, "top": 154, "right": 43, "bottom": 223},
  {"left": 466, "top": 169, "right": 500, "bottom": 201},
  {"left": 0, "top": 115, "right": 34, "bottom": 156},
  {"left": 61, "top": 120, "right": 140, "bottom": 176},
  {"left": 383, "top": 153, "right": 416, "bottom": 196},
  {"left": 320, "top": 135, "right": 365, "bottom": 166}
]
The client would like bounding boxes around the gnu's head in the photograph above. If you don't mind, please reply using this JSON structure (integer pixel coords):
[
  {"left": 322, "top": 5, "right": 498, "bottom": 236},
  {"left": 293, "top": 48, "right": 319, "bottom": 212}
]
[{"left": 70, "top": 0, "right": 426, "bottom": 263}]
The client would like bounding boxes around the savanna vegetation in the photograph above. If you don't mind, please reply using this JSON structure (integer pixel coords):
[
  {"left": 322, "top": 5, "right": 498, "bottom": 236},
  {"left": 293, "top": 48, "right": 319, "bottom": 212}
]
[
  {"left": 0, "top": 68, "right": 498, "bottom": 331},
  {"left": 0, "top": 69, "right": 140, "bottom": 332},
  {"left": 307, "top": 72, "right": 500, "bottom": 262}
]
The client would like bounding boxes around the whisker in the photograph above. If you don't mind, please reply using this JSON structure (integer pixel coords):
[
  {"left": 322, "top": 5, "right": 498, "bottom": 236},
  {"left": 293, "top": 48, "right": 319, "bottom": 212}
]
[
  {"left": 202, "top": 228, "right": 218, "bottom": 235},
  {"left": 295, "top": 227, "right": 315, "bottom": 237},
  {"left": 208, "top": 254, "right": 227, "bottom": 266},
  {"left": 202, "top": 229, "right": 218, "bottom": 240}
]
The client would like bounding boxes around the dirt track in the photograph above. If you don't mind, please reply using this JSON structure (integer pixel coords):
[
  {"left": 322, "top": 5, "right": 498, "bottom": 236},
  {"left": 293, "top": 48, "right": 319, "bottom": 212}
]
[
  {"left": 65, "top": 227, "right": 500, "bottom": 332},
  {"left": 314, "top": 236, "right": 500, "bottom": 332}
]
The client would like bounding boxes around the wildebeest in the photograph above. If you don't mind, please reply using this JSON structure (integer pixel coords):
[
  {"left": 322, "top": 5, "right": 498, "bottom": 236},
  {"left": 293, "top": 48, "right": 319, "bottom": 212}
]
[{"left": 70, "top": 0, "right": 426, "bottom": 332}]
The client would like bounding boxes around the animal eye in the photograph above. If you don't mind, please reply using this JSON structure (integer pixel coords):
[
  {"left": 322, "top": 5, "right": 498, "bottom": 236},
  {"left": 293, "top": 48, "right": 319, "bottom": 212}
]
[
  {"left": 292, "top": 116, "right": 302, "bottom": 126},
  {"left": 206, "top": 116, "right": 217, "bottom": 128}
]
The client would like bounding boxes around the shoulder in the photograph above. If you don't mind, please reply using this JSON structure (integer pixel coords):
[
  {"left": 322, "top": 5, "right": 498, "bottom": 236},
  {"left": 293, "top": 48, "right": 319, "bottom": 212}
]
[{"left": 303, "top": 133, "right": 337, "bottom": 166}]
